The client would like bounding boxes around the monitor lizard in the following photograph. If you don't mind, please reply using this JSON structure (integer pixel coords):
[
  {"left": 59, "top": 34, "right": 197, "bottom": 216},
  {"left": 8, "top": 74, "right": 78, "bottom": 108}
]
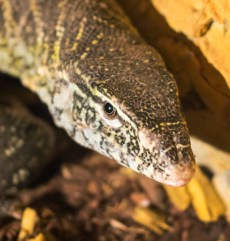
[{"left": 0, "top": 0, "right": 195, "bottom": 196}]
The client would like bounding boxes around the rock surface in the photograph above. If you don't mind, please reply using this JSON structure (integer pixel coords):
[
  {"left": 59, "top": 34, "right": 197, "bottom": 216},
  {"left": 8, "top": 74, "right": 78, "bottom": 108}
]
[{"left": 151, "top": 0, "right": 230, "bottom": 88}]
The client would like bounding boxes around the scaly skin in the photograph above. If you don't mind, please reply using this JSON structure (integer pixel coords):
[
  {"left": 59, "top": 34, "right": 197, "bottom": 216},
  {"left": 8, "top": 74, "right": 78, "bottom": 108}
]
[
  {"left": 0, "top": 95, "right": 55, "bottom": 193},
  {"left": 0, "top": 0, "right": 195, "bottom": 187}
]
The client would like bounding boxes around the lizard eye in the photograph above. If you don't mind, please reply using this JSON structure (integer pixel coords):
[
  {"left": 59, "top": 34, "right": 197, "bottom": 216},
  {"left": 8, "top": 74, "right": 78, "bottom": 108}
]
[
  {"left": 103, "top": 102, "right": 117, "bottom": 118},
  {"left": 100, "top": 101, "right": 121, "bottom": 128}
]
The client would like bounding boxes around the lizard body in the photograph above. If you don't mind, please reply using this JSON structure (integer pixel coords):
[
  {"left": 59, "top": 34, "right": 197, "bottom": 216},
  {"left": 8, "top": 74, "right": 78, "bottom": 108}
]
[{"left": 0, "top": 0, "right": 195, "bottom": 187}]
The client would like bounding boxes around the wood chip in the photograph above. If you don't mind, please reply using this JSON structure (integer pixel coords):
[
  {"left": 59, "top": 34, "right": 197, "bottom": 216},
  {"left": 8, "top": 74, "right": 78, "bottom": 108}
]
[
  {"left": 132, "top": 207, "right": 170, "bottom": 235},
  {"left": 28, "top": 233, "right": 46, "bottom": 241},
  {"left": 17, "top": 208, "right": 38, "bottom": 241}
]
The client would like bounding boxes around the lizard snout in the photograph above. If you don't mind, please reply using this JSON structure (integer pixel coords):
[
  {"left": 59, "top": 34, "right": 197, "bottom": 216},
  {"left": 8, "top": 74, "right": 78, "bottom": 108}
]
[
  {"left": 157, "top": 159, "right": 195, "bottom": 187},
  {"left": 144, "top": 145, "right": 195, "bottom": 187},
  {"left": 138, "top": 128, "right": 196, "bottom": 186}
]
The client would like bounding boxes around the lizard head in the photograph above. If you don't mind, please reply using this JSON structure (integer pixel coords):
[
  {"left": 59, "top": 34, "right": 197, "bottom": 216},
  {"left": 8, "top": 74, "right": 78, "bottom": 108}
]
[{"left": 70, "top": 43, "right": 195, "bottom": 187}]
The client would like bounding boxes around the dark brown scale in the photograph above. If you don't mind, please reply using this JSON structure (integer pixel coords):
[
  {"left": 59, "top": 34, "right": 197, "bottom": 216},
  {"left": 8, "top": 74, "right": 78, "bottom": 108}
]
[{"left": 0, "top": 98, "right": 55, "bottom": 194}]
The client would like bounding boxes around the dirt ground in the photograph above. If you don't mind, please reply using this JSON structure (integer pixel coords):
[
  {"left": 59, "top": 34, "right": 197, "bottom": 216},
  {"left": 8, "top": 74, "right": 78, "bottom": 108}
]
[
  {"left": 0, "top": 0, "right": 230, "bottom": 240},
  {"left": 0, "top": 129, "right": 229, "bottom": 241}
]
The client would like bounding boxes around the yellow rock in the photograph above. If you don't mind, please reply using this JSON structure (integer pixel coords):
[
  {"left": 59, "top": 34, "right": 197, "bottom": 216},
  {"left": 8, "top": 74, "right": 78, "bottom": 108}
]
[
  {"left": 151, "top": 0, "right": 230, "bottom": 88},
  {"left": 213, "top": 171, "right": 230, "bottom": 222}
]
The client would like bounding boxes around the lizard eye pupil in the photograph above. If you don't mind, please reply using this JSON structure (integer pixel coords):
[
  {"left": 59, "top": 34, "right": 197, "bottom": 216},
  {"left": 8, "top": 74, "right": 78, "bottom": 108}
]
[{"left": 104, "top": 102, "right": 117, "bottom": 117}]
